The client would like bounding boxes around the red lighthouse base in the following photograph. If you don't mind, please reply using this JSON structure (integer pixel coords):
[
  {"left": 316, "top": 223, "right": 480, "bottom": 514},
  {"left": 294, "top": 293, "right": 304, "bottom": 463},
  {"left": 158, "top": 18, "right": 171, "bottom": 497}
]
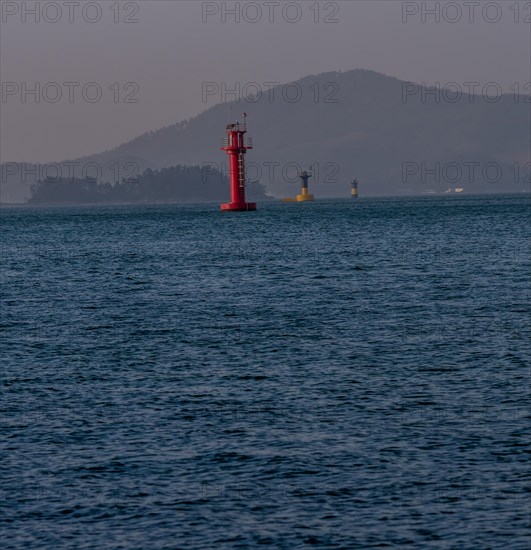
[{"left": 221, "top": 201, "right": 256, "bottom": 212}]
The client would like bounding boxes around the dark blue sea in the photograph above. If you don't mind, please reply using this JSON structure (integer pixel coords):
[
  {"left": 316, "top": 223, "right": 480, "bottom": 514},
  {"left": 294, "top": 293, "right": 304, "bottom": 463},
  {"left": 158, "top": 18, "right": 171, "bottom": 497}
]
[{"left": 1, "top": 195, "right": 530, "bottom": 549}]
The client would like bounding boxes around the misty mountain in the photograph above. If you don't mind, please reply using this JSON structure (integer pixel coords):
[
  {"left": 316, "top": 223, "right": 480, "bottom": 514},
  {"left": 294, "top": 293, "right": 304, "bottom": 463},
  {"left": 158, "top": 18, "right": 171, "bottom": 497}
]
[{"left": 1, "top": 69, "right": 529, "bottom": 203}]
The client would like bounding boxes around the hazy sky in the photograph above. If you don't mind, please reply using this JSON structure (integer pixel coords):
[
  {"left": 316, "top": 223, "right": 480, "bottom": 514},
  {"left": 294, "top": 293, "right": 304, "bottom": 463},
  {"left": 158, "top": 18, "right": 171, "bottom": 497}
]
[{"left": 1, "top": 0, "right": 529, "bottom": 162}]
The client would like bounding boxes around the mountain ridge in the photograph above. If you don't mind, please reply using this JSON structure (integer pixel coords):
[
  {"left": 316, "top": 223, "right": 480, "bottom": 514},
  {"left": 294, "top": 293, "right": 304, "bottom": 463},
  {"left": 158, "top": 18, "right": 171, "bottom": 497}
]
[{"left": 1, "top": 69, "right": 528, "bottom": 203}]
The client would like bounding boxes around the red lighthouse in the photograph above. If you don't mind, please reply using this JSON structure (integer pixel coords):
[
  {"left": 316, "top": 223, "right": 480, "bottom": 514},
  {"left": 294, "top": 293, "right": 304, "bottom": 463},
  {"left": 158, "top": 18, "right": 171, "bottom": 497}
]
[{"left": 220, "top": 113, "right": 256, "bottom": 212}]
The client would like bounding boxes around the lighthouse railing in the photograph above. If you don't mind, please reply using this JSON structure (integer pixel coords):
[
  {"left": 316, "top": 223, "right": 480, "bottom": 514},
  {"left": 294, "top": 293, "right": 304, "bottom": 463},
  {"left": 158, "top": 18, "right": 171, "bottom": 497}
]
[{"left": 220, "top": 137, "right": 253, "bottom": 149}]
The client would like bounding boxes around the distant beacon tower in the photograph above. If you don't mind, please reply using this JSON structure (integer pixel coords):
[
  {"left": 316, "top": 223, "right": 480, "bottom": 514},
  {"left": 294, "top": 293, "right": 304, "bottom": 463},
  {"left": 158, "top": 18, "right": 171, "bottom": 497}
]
[
  {"left": 220, "top": 112, "right": 256, "bottom": 212},
  {"left": 351, "top": 178, "right": 359, "bottom": 199},
  {"left": 296, "top": 168, "right": 315, "bottom": 202}
]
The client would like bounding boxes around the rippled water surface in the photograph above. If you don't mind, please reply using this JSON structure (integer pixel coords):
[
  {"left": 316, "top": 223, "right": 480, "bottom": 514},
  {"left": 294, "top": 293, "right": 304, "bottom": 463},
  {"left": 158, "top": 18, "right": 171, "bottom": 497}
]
[{"left": 1, "top": 196, "right": 530, "bottom": 548}]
